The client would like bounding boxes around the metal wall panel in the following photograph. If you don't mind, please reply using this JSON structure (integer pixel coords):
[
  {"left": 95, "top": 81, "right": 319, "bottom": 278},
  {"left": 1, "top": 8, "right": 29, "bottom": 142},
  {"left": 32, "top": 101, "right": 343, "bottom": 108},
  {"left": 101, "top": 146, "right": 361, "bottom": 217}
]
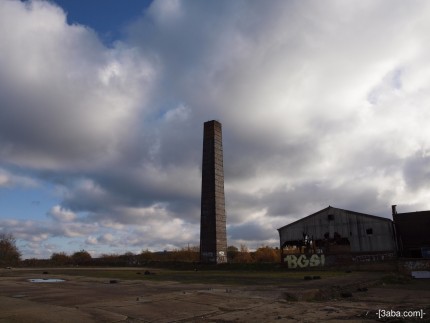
[
  {"left": 394, "top": 211, "right": 430, "bottom": 257},
  {"left": 278, "top": 206, "right": 396, "bottom": 254}
]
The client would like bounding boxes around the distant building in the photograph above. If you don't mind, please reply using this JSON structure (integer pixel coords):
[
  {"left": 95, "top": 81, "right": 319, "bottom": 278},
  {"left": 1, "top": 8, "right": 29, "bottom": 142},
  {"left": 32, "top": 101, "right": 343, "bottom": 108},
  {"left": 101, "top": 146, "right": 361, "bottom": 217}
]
[
  {"left": 392, "top": 205, "right": 430, "bottom": 258},
  {"left": 277, "top": 206, "right": 397, "bottom": 268}
]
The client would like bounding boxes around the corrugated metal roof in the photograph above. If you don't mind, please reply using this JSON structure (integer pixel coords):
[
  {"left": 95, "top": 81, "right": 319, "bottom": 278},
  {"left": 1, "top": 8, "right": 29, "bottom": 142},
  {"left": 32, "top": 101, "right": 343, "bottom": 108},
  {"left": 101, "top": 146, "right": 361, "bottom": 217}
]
[{"left": 277, "top": 206, "right": 392, "bottom": 231}]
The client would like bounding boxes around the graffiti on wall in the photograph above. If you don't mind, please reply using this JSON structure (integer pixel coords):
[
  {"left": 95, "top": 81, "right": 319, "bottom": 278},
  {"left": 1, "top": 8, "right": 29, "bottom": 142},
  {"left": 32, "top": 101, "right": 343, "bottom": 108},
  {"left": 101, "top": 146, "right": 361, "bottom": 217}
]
[
  {"left": 402, "top": 259, "right": 430, "bottom": 271},
  {"left": 217, "top": 251, "right": 227, "bottom": 263},
  {"left": 422, "top": 248, "right": 430, "bottom": 259},
  {"left": 284, "top": 254, "right": 325, "bottom": 268},
  {"left": 352, "top": 253, "right": 395, "bottom": 263}
]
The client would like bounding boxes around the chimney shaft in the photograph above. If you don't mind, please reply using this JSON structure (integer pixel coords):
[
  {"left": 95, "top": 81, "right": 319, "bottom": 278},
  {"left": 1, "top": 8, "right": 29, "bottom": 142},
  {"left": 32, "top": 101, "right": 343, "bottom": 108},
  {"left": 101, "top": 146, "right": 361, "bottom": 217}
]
[
  {"left": 200, "top": 120, "right": 227, "bottom": 264},
  {"left": 391, "top": 205, "right": 397, "bottom": 215}
]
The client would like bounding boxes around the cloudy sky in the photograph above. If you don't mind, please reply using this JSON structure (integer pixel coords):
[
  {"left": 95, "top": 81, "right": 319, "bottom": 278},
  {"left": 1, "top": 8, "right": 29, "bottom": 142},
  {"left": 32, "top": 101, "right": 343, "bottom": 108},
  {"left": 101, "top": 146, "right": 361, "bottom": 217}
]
[{"left": 1, "top": 0, "right": 430, "bottom": 259}]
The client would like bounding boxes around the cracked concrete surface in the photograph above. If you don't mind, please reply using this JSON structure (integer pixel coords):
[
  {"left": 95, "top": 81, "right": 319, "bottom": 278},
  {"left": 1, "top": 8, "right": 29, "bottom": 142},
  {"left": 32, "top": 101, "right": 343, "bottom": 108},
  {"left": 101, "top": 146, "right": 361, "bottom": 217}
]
[{"left": 0, "top": 268, "right": 429, "bottom": 322}]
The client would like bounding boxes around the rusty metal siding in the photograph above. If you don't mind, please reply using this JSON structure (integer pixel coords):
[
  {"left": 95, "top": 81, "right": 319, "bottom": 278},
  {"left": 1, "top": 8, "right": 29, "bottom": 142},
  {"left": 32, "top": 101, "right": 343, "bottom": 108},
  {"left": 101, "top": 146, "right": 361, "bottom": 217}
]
[{"left": 278, "top": 206, "right": 396, "bottom": 253}]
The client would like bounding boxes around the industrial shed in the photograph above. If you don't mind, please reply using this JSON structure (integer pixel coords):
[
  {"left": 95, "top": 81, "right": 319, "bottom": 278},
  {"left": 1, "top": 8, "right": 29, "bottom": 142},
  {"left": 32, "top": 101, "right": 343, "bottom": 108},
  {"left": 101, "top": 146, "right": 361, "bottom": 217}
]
[
  {"left": 277, "top": 206, "right": 397, "bottom": 267},
  {"left": 392, "top": 206, "right": 430, "bottom": 258}
]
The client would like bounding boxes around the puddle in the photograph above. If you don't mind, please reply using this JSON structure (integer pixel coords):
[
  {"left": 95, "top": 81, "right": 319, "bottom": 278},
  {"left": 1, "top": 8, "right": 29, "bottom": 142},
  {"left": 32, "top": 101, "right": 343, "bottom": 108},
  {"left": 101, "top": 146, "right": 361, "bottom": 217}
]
[
  {"left": 28, "top": 278, "right": 65, "bottom": 283},
  {"left": 411, "top": 271, "right": 430, "bottom": 279}
]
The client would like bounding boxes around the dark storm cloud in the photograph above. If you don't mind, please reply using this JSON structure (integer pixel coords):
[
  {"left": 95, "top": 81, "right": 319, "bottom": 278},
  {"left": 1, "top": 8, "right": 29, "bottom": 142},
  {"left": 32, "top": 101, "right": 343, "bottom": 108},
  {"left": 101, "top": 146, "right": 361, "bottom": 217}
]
[
  {"left": 228, "top": 222, "right": 274, "bottom": 241},
  {"left": 403, "top": 153, "right": 430, "bottom": 192},
  {"left": 263, "top": 182, "right": 391, "bottom": 218}
]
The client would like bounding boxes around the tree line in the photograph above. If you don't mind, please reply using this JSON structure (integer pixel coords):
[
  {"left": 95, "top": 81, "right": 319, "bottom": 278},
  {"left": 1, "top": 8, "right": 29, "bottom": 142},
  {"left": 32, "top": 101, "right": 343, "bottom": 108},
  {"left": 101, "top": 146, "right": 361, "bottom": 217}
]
[{"left": 1, "top": 233, "right": 280, "bottom": 266}]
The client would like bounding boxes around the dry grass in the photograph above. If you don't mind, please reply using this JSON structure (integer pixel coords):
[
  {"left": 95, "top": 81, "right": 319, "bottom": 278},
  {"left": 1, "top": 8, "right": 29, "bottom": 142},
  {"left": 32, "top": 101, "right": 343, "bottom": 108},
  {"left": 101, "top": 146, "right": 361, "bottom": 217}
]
[{"left": 2, "top": 267, "right": 347, "bottom": 286}]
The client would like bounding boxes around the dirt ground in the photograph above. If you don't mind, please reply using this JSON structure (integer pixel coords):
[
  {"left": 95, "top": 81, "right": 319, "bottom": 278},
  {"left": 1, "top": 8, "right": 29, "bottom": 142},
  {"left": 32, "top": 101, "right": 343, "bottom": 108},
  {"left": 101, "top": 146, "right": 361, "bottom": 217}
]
[{"left": 0, "top": 268, "right": 429, "bottom": 322}]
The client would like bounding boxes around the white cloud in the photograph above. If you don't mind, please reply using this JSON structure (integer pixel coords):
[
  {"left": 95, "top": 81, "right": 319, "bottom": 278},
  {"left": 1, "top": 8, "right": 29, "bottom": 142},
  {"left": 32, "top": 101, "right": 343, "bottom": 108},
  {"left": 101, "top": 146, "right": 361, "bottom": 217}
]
[
  {"left": 0, "top": 0, "right": 156, "bottom": 170},
  {"left": 2, "top": 0, "right": 430, "bottom": 257},
  {"left": 99, "top": 233, "right": 114, "bottom": 243},
  {"left": 47, "top": 205, "right": 77, "bottom": 222},
  {"left": 148, "top": 0, "right": 183, "bottom": 24},
  {"left": 0, "top": 168, "right": 38, "bottom": 187},
  {"left": 85, "top": 236, "right": 98, "bottom": 245}
]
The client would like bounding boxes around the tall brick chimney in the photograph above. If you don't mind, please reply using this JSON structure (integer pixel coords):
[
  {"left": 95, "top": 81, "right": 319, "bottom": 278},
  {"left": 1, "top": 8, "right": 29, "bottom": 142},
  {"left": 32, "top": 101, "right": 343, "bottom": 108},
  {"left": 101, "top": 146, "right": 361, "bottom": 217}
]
[{"left": 200, "top": 120, "right": 227, "bottom": 263}]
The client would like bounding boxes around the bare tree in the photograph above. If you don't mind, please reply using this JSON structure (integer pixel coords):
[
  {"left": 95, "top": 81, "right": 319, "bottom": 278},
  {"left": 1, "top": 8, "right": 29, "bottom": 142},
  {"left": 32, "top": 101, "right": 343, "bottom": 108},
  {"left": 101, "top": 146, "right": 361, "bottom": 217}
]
[
  {"left": 0, "top": 232, "right": 21, "bottom": 265},
  {"left": 227, "top": 245, "right": 239, "bottom": 262},
  {"left": 254, "top": 245, "right": 280, "bottom": 263},
  {"left": 50, "top": 252, "right": 71, "bottom": 266},
  {"left": 71, "top": 250, "right": 92, "bottom": 266},
  {"left": 236, "top": 244, "right": 253, "bottom": 263}
]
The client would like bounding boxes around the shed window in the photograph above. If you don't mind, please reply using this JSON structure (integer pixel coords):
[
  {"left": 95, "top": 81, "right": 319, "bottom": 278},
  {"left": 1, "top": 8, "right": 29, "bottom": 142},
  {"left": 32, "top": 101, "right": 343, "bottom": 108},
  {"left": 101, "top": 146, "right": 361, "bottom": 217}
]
[
  {"left": 366, "top": 228, "right": 373, "bottom": 235},
  {"left": 328, "top": 214, "right": 334, "bottom": 221}
]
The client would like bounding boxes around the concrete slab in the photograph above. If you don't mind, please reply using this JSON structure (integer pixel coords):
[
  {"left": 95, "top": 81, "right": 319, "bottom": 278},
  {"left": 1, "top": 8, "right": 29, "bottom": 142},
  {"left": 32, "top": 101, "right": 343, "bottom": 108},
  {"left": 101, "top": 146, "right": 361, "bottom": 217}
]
[
  {"left": 0, "top": 296, "right": 96, "bottom": 323},
  {"left": 0, "top": 268, "right": 429, "bottom": 322}
]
